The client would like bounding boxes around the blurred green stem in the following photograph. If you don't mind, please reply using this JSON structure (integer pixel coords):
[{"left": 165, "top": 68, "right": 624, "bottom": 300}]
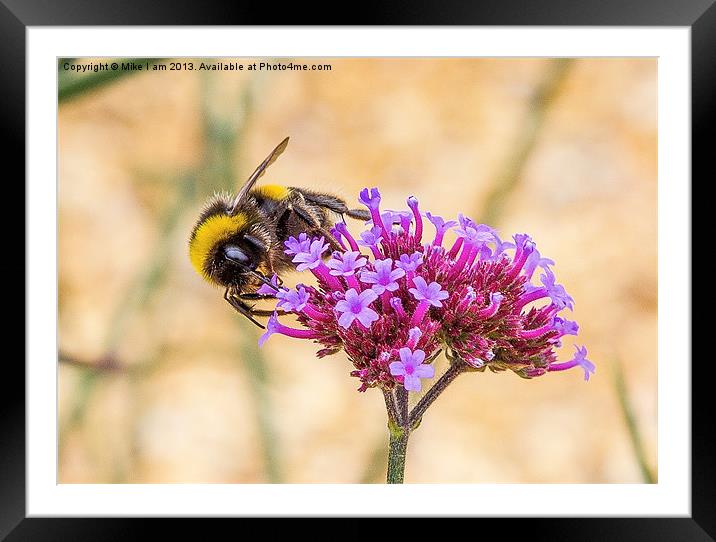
[
  {"left": 58, "top": 58, "right": 162, "bottom": 102},
  {"left": 239, "top": 321, "right": 282, "bottom": 483},
  {"left": 104, "top": 173, "right": 197, "bottom": 354},
  {"left": 479, "top": 58, "right": 574, "bottom": 225},
  {"left": 612, "top": 358, "right": 655, "bottom": 483},
  {"left": 58, "top": 370, "right": 99, "bottom": 452}
]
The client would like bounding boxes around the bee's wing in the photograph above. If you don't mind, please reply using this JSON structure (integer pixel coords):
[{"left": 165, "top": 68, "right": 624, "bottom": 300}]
[{"left": 229, "top": 137, "right": 290, "bottom": 214}]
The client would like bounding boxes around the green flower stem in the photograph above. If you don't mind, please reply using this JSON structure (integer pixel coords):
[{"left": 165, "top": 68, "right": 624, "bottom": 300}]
[
  {"left": 382, "top": 388, "right": 399, "bottom": 424},
  {"left": 396, "top": 385, "right": 409, "bottom": 426},
  {"left": 612, "top": 358, "right": 655, "bottom": 483},
  {"left": 386, "top": 419, "right": 409, "bottom": 484},
  {"left": 385, "top": 385, "right": 410, "bottom": 484},
  {"left": 409, "top": 361, "right": 466, "bottom": 428},
  {"left": 384, "top": 361, "right": 468, "bottom": 483}
]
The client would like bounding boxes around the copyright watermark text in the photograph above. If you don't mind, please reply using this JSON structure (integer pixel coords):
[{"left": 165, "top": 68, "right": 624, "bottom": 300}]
[{"left": 61, "top": 60, "right": 333, "bottom": 73}]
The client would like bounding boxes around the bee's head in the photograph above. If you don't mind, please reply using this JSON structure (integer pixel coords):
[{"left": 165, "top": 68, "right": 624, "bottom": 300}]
[{"left": 189, "top": 198, "right": 270, "bottom": 288}]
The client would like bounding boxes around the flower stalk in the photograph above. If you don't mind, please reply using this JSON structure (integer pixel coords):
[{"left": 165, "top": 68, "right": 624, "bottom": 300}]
[
  {"left": 409, "top": 361, "right": 467, "bottom": 428},
  {"left": 383, "top": 384, "right": 411, "bottom": 484},
  {"left": 387, "top": 418, "right": 409, "bottom": 484}
]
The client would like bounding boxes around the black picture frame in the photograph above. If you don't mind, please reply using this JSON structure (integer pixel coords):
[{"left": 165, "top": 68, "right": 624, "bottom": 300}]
[{"left": 5, "top": 1, "right": 709, "bottom": 538}]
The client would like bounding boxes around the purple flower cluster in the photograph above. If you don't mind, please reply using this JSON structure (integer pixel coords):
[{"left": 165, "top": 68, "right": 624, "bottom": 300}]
[{"left": 259, "top": 188, "right": 594, "bottom": 391}]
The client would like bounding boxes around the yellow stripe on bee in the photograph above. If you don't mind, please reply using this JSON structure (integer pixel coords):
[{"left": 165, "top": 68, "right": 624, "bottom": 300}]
[
  {"left": 253, "top": 184, "right": 290, "bottom": 200},
  {"left": 189, "top": 213, "right": 248, "bottom": 283}
]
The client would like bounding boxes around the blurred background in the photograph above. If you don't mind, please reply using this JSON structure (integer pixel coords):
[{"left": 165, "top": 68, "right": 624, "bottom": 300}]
[{"left": 58, "top": 57, "right": 657, "bottom": 483}]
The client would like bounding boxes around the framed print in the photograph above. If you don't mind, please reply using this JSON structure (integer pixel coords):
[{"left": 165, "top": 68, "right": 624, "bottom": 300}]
[{"left": 5, "top": 0, "right": 710, "bottom": 538}]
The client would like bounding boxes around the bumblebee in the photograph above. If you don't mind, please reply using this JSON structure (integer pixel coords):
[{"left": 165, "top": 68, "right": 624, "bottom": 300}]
[{"left": 189, "top": 137, "right": 370, "bottom": 328}]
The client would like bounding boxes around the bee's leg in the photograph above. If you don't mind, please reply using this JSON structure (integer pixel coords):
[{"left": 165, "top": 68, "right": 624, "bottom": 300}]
[
  {"left": 234, "top": 262, "right": 279, "bottom": 292},
  {"left": 280, "top": 204, "right": 343, "bottom": 253},
  {"left": 249, "top": 308, "right": 289, "bottom": 317},
  {"left": 247, "top": 269, "right": 280, "bottom": 290},
  {"left": 261, "top": 265, "right": 284, "bottom": 287},
  {"left": 292, "top": 205, "right": 321, "bottom": 229},
  {"left": 345, "top": 208, "right": 371, "bottom": 221},
  {"left": 291, "top": 207, "right": 341, "bottom": 251},
  {"left": 300, "top": 192, "right": 371, "bottom": 222},
  {"left": 224, "top": 288, "right": 266, "bottom": 329},
  {"left": 238, "top": 292, "right": 276, "bottom": 300},
  {"left": 261, "top": 256, "right": 285, "bottom": 288},
  {"left": 321, "top": 229, "right": 345, "bottom": 253},
  {"left": 301, "top": 223, "right": 344, "bottom": 253}
]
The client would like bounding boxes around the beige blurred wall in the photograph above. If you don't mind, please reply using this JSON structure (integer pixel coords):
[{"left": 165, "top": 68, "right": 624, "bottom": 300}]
[{"left": 59, "top": 57, "right": 656, "bottom": 483}]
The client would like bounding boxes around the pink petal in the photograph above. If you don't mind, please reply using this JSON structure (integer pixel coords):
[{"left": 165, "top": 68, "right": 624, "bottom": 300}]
[
  {"left": 398, "top": 347, "right": 412, "bottom": 364},
  {"left": 358, "top": 289, "right": 378, "bottom": 304},
  {"left": 335, "top": 300, "right": 350, "bottom": 312},
  {"left": 356, "top": 308, "right": 379, "bottom": 328},
  {"left": 404, "top": 375, "right": 421, "bottom": 392},
  {"left": 389, "top": 362, "right": 406, "bottom": 376},
  {"left": 337, "top": 312, "right": 355, "bottom": 329}
]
